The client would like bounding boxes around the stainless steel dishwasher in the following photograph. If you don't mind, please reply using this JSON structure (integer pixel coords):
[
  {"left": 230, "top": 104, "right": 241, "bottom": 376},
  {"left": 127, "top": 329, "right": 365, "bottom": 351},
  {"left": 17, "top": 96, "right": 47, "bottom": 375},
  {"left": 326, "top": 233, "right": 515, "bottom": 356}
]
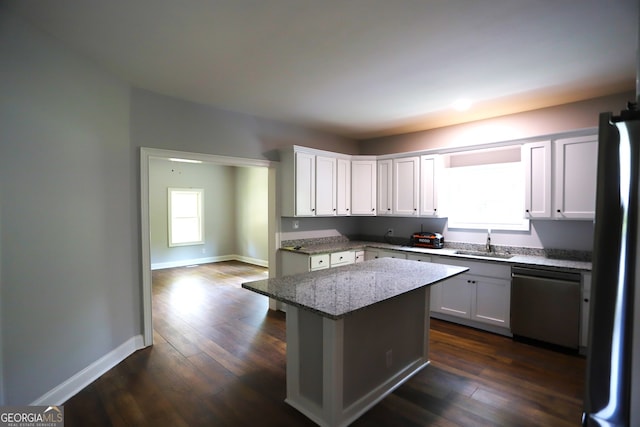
[{"left": 511, "top": 266, "right": 581, "bottom": 349}]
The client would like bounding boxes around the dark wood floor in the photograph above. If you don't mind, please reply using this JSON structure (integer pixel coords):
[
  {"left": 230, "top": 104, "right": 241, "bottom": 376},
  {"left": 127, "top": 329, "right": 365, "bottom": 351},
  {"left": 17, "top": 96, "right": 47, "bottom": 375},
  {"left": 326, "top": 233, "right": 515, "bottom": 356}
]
[{"left": 64, "top": 261, "right": 586, "bottom": 426}]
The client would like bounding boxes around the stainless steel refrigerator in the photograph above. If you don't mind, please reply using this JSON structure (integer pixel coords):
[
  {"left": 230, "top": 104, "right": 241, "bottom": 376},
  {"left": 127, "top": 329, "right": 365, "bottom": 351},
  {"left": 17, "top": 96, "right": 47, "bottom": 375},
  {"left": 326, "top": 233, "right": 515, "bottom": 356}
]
[{"left": 583, "top": 105, "right": 640, "bottom": 426}]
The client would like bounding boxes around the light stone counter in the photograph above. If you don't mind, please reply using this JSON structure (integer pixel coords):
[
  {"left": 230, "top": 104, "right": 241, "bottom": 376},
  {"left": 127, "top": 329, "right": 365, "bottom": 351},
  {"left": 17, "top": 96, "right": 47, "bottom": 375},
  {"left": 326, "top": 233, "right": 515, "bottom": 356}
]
[
  {"left": 243, "top": 257, "right": 468, "bottom": 319},
  {"left": 280, "top": 240, "right": 592, "bottom": 272},
  {"left": 242, "top": 257, "right": 468, "bottom": 427}
]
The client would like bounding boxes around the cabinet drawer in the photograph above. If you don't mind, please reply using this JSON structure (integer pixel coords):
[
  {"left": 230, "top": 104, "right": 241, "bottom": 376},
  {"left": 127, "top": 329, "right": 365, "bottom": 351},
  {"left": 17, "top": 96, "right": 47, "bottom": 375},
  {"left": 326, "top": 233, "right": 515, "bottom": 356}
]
[
  {"left": 432, "top": 256, "right": 510, "bottom": 279},
  {"left": 310, "top": 254, "right": 330, "bottom": 270},
  {"left": 330, "top": 250, "right": 356, "bottom": 266}
]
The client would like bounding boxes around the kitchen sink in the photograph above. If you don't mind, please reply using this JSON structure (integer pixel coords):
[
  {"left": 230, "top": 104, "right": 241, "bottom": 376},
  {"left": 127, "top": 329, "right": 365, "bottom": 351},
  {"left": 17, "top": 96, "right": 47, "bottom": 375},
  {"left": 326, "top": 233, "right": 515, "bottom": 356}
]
[{"left": 454, "top": 250, "right": 515, "bottom": 259}]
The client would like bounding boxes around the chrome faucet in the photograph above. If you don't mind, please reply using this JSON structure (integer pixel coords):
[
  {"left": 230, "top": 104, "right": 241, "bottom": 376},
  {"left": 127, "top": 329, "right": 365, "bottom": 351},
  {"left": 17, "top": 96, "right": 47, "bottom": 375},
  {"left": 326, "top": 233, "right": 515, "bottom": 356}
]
[{"left": 485, "top": 229, "right": 492, "bottom": 252}]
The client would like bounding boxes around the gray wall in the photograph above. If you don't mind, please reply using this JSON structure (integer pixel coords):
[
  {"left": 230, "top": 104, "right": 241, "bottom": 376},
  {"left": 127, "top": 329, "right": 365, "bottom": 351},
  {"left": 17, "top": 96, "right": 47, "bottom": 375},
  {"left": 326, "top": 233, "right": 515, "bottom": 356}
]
[
  {"left": 149, "top": 159, "right": 269, "bottom": 267},
  {"left": 0, "top": 7, "right": 358, "bottom": 404},
  {"left": 0, "top": 11, "right": 138, "bottom": 404},
  {"left": 235, "top": 167, "right": 269, "bottom": 263}
]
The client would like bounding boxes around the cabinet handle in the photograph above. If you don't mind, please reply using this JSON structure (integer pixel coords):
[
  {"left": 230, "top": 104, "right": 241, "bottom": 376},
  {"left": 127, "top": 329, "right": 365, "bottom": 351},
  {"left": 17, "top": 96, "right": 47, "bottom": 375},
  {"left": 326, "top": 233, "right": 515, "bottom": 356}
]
[
  {"left": 525, "top": 209, "right": 530, "bottom": 213},
  {"left": 584, "top": 298, "right": 589, "bottom": 303},
  {"left": 557, "top": 209, "right": 561, "bottom": 213},
  {"left": 387, "top": 208, "right": 391, "bottom": 211},
  {"left": 333, "top": 208, "right": 336, "bottom": 211},
  {"left": 312, "top": 208, "right": 315, "bottom": 212},
  {"left": 318, "top": 260, "right": 323, "bottom": 264},
  {"left": 371, "top": 208, "right": 375, "bottom": 212},
  {"left": 346, "top": 208, "right": 349, "bottom": 211}
]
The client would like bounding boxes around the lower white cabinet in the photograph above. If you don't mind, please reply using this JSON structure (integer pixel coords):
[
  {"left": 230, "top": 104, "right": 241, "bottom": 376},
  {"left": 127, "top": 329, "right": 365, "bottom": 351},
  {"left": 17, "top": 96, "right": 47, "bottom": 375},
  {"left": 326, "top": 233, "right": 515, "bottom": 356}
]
[
  {"left": 430, "top": 257, "right": 511, "bottom": 334},
  {"left": 364, "top": 248, "right": 408, "bottom": 260}
]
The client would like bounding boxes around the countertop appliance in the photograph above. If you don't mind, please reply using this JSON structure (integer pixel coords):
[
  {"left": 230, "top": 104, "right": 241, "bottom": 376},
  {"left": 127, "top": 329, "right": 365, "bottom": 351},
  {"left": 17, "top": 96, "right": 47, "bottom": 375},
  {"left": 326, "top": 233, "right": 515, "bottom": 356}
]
[
  {"left": 511, "top": 266, "right": 581, "bottom": 349},
  {"left": 582, "top": 105, "right": 640, "bottom": 426},
  {"left": 410, "top": 232, "right": 444, "bottom": 249}
]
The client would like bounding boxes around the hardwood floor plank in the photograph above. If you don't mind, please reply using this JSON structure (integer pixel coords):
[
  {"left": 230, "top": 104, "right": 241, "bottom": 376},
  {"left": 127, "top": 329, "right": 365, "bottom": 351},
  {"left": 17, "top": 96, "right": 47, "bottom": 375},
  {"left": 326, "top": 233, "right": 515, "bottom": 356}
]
[{"left": 63, "top": 261, "right": 586, "bottom": 426}]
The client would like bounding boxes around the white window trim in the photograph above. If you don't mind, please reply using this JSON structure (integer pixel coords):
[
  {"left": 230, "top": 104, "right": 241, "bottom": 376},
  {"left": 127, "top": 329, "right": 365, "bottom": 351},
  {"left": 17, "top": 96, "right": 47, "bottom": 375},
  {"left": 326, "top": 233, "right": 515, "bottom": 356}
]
[
  {"left": 168, "top": 187, "right": 204, "bottom": 247},
  {"left": 442, "top": 151, "right": 530, "bottom": 232}
]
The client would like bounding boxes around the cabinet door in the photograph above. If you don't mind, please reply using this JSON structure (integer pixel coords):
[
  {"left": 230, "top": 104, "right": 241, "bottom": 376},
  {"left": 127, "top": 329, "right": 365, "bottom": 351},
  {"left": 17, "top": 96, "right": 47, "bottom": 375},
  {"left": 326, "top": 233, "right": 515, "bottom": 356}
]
[
  {"left": 522, "top": 141, "right": 552, "bottom": 218},
  {"left": 377, "top": 160, "right": 393, "bottom": 215},
  {"left": 472, "top": 276, "right": 511, "bottom": 328},
  {"left": 377, "top": 250, "right": 407, "bottom": 259},
  {"left": 315, "top": 155, "right": 337, "bottom": 216},
  {"left": 436, "top": 275, "right": 473, "bottom": 319},
  {"left": 420, "top": 155, "right": 440, "bottom": 216},
  {"left": 554, "top": 135, "right": 598, "bottom": 219},
  {"left": 393, "top": 157, "right": 419, "bottom": 216},
  {"left": 351, "top": 160, "right": 377, "bottom": 215},
  {"left": 295, "top": 152, "right": 316, "bottom": 216},
  {"left": 336, "top": 158, "right": 351, "bottom": 216}
]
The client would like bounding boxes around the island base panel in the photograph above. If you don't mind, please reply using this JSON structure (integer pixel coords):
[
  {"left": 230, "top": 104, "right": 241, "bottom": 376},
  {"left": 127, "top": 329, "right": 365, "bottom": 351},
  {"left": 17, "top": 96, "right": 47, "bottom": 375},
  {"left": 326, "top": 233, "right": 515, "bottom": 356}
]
[{"left": 285, "top": 287, "right": 431, "bottom": 427}]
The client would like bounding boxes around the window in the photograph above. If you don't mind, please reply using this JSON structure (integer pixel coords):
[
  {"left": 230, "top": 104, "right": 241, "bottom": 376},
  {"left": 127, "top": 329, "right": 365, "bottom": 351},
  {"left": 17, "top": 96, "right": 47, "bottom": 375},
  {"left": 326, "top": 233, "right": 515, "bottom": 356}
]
[
  {"left": 440, "top": 148, "right": 529, "bottom": 231},
  {"left": 168, "top": 188, "right": 204, "bottom": 246}
]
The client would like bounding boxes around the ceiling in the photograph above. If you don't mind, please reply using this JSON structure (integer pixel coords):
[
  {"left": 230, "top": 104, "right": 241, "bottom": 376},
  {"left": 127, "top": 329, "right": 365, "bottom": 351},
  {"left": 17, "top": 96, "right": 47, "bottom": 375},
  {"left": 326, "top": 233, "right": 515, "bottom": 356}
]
[{"left": 7, "top": 0, "right": 638, "bottom": 139}]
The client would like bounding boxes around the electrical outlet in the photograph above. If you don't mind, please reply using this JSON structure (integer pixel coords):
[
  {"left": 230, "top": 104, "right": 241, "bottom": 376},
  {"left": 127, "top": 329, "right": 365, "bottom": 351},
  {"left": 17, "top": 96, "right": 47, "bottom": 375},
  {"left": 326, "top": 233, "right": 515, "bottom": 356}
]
[
  {"left": 386, "top": 349, "right": 393, "bottom": 368},
  {"left": 387, "top": 228, "right": 393, "bottom": 236}
]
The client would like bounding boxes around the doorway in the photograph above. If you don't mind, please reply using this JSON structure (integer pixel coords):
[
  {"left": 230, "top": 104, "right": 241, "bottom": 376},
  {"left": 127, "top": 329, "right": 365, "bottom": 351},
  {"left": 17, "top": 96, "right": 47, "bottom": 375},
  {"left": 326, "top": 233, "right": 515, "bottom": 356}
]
[{"left": 140, "top": 147, "right": 278, "bottom": 346}]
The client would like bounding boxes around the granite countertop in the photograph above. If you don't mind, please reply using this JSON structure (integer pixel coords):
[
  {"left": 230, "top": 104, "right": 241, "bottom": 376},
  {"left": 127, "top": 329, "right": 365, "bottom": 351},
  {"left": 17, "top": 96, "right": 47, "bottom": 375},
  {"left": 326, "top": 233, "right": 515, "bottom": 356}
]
[
  {"left": 280, "top": 240, "right": 592, "bottom": 272},
  {"left": 242, "top": 258, "right": 468, "bottom": 319}
]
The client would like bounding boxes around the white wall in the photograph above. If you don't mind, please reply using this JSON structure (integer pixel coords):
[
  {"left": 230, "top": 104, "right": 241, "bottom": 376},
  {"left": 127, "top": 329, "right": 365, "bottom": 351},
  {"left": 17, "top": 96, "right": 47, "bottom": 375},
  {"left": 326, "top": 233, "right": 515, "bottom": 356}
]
[{"left": 0, "top": 11, "right": 139, "bottom": 404}]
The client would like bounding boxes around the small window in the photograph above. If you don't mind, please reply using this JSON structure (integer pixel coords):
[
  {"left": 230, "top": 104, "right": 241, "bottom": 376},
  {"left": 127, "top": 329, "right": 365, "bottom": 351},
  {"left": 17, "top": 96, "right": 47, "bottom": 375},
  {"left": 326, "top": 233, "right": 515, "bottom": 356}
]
[
  {"left": 441, "top": 148, "right": 529, "bottom": 231},
  {"left": 168, "top": 188, "right": 204, "bottom": 246}
]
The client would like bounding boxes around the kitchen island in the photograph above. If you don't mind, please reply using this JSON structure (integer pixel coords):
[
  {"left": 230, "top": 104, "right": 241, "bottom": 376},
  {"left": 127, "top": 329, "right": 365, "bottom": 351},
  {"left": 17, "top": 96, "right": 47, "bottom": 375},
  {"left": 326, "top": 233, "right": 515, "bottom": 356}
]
[{"left": 242, "top": 257, "right": 468, "bottom": 427}]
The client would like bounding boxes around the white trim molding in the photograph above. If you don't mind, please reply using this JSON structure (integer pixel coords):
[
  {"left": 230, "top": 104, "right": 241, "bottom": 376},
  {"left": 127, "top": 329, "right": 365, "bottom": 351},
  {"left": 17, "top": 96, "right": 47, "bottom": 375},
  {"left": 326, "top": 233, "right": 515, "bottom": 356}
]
[
  {"left": 151, "top": 255, "right": 268, "bottom": 270},
  {"left": 31, "top": 335, "right": 144, "bottom": 406},
  {"left": 140, "top": 147, "right": 277, "bottom": 347}
]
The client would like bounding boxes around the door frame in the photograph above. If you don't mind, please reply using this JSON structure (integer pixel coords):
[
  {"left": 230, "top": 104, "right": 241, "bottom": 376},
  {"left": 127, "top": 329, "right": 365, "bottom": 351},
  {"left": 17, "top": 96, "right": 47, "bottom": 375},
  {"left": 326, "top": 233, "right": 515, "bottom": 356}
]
[{"left": 140, "top": 147, "right": 278, "bottom": 346}]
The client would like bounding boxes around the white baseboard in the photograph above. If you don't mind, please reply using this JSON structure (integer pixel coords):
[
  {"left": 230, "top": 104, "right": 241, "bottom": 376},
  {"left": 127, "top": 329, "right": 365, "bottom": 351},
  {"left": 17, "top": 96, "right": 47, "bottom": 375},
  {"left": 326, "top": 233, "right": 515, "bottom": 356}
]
[
  {"left": 31, "top": 335, "right": 145, "bottom": 406},
  {"left": 234, "top": 254, "right": 269, "bottom": 268},
  {"left": 151, "top": 255, "right": 268, "bottom": 270}
]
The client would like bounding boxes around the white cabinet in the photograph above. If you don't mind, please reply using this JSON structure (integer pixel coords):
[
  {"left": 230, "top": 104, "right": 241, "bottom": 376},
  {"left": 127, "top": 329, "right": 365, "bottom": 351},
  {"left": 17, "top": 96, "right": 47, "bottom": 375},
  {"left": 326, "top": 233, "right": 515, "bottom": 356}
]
[
  {"left": 419, "top": 155, "right": 441, "bottom": 216},
  {"left": 430, "top": 257, "right": 511, "bottom": 333},
  {"left": 523, "top": 135, "right": 598, "bottom": 220},
  {"left": 351, "top": 159, "right": 377, "bottom": 215},
  {"left": 294, "top": 151, "right": 316, "bottom": 216},
  {"left": 554, "top": 135, "right": 598, "bottom": 219},
  {"left": 406, "top": 254, "right": 432, "bottom": 262},
  {"left": 364, "top": 248, "right": 407, "bottom": 260},
  {"left": 377, "top": 160, "right": 393, "bottom": 215},
  {"left": 523, "top": 140, "right": 552, "bottom": 218},
  {"left": 393, "top": 156, "right": 420, "bottom": 216},
  {"left": 315, "top": 155, "right": 337, "bottom": 216},
  {"left": 281, "top": 250, "right": 357, "bottom": 276},
  {"left": 336, "top": 158, "right": 351, "bottom": 216},
  {"left": 281, "top": 147, "right": 352, "bottom": 217},
  {"left": 330, "top": 250, "right": 356, "bottom": 267}
]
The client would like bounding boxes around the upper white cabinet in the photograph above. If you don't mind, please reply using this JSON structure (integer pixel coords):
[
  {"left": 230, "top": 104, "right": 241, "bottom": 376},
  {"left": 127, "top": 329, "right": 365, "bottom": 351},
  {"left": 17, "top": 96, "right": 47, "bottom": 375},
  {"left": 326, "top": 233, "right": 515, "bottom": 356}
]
[
  {"left": 393, "top": 156, "right": 420, "bottom": 216},
  {"left": 523, "top": 141, "right": 552, "bottom": 218},
  {"left": 293, "top": 151, "right": 316, "bottom": 216},
  {"left": 554, "top": 135, "right": 598, "bottom": 219},
  {"left": 420, "top": 155, "right": 441, "bottom": 216},
  {"left": 281, "top": 146, "right": 350, "bottom": 217},
  {"left": 523, "top": 134, "right": 598, "bottom": 220},
  {"left": 351, "top": 159, "right": 377, "bottom": 215},
  {"left": 336, "top": 158, "right": 351, "bottom": 216},
  {"left": 315, "top": 155, "right": 337, "bottom": 215},
  {"left": 377, "top": 159, "right": 393, "bottom": 215}
]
